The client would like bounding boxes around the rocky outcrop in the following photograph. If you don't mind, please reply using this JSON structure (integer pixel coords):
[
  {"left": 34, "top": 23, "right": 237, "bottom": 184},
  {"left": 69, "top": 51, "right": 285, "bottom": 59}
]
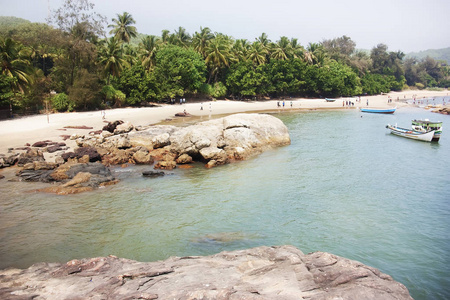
[
  {"left": 0, "top": 245, "right": 412, "bottom": 300},
  {"left": 76, "top": 113, "right": 290, "bottom": 168},
  {"left": 433, "top": 106, "right": 450, "bottom": 115},
  {"left": 16, "top": 161, "right": 117, "bottom": 194}
]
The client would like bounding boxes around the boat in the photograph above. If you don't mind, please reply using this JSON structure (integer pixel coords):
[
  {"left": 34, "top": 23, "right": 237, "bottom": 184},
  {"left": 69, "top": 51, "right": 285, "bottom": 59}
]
[
  {"left": 411, "top": 119, "right": 442, "bottom": 141},
  {"left": 325, "top": 98, "right": 336, "bottom": 102},
  {"left": 360, "top": 107, "right": 396, "bottom": 114},
  {"left": 386, "top": 124, "right": 435, "bottom": 142}
]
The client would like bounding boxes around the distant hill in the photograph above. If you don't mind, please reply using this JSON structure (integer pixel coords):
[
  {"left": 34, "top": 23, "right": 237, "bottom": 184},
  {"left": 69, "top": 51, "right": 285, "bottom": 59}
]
[
  {"left": 406, "top": 47, "right": 450, "bottom": 64},
  {"left": 0, "top": 16, "right": 30, "bottom": 28}
]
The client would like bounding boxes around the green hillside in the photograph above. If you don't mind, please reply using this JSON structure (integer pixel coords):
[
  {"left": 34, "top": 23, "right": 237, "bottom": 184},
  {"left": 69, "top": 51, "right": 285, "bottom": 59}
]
[{"left": 406, "top": 47, "right": 450, "bottom": 64}]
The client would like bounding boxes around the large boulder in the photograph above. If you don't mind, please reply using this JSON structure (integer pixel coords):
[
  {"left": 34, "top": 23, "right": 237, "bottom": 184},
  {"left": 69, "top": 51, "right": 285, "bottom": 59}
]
[
  {"left": 73, "top": 114, "right": 290, "bottom": 168},
  {"left": 0, "top": 245, "right": 413, "bottom": 299},
  {"left": 128, "top": 125, "right": 176, "bottom": 149}
]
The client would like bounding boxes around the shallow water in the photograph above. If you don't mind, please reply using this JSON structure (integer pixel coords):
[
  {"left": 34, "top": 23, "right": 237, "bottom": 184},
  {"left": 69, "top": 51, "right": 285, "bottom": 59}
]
[{"left": 1, "top": 106, "right": 449, "bottom": 299}]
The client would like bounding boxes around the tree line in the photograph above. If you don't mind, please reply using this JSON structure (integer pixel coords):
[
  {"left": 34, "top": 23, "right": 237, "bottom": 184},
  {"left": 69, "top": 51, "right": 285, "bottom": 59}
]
[{"left": 1, "top": 0, "right": 449, "bottom": 116}]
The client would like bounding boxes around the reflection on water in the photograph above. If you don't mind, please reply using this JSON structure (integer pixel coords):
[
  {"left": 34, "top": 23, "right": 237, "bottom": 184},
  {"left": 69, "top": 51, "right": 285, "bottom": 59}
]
[{"left": 0, "top": 107, "right": 449, "bottom": 299}]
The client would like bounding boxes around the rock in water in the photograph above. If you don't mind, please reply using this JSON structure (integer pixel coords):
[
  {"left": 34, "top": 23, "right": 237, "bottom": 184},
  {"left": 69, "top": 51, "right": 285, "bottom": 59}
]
[
  {"left": 142, "top": 170, "right": 165, "bottom": 177},
  {"left": 0, "top": 245, "right": 412, "bottom": 300}
]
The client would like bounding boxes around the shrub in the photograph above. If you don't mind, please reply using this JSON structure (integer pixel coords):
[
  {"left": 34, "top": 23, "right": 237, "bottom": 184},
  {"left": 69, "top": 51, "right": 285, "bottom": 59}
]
[{"left": 51, "top": 93, "right": 74, "bottom": 112}]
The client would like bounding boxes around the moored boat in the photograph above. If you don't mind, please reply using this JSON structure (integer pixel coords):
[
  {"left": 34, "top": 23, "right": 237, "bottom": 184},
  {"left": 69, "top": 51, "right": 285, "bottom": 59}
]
[
  {"left": 361, "top": 107, "right": 396, "bottom": 114},
  {"left": 386, "top": 124, "right": 435, "bottom": 142},
  {"left": 411, "top": 119, "right": 442, "bottom": 141},
  {"left": 325, "top": 98, "right": 336, "bottom": 102}
]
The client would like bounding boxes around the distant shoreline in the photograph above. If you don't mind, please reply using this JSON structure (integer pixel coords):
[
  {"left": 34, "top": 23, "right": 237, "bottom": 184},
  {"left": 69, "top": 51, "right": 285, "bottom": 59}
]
[{"left": 0, "top": 89, "right": 448, "bottom": 157}]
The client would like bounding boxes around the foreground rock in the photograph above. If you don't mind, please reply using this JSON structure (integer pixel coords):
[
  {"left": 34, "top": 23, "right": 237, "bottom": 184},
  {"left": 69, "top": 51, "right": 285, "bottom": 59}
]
[{"left": 0, "top": 245, "right": 412, "bottom": 300}]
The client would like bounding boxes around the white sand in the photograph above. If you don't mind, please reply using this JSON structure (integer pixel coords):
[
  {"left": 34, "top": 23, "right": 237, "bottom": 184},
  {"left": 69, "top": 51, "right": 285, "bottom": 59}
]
[{"left": 0, "top": 89, "right": 448, "bottom": 155}]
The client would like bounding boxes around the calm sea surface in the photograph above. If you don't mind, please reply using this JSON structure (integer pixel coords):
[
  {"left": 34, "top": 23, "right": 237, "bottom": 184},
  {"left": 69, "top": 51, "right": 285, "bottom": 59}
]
[{"left": 1, "top": 105, "right": 449, "bottom": 299}]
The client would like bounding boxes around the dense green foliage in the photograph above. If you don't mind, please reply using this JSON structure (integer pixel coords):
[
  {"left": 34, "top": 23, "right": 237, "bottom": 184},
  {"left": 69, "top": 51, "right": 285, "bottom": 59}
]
[{"left": 0, "top": 1, "right": 449, "bottom": 115}]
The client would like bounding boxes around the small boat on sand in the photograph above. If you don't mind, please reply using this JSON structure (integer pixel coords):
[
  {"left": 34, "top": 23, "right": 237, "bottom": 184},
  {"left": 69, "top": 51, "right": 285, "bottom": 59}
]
[
  {"left": 325, "top": 98, "right": 336, "bottom": 102},
  {"left": 361, "top": 107, "right": 396, "bottom": 114},
  {"left": 386, "top": 124, "right": 435, "bottom": 142},
  {"left": 411, "top": 119, "right": 442, "bottom": 142}
]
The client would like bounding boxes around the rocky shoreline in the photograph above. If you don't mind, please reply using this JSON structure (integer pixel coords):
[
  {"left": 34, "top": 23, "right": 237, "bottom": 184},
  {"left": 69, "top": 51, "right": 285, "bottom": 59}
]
[
  {"left": 0, "top": 245, "right": 413, "bottom": 299},
  {"left": 0, "top": 113, "right": 290, "bottom": 194}
]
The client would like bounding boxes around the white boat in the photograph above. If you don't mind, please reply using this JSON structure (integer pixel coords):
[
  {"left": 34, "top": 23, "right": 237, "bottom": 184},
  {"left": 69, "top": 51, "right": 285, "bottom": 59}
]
[
  {"left": 386, "top": 124, "right": 435, "bottom": 142},
  {"left": 411, "top": 119, "right": 442, "bottom": 142}
]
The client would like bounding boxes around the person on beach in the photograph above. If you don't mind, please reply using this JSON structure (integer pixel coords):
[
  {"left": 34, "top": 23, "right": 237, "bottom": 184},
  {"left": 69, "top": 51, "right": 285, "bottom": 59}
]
[
  {"left": 283, "top": 101, "right": 285, "bottom": 108},
  {"left": 290, "top": 101, "right": 293, "bottom": 107}
]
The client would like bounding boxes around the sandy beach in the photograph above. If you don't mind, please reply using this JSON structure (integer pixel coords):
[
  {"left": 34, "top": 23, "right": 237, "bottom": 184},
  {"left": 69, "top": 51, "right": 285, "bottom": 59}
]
[{"left": 0, "top": 89, "right": 448, "bottom": 156}]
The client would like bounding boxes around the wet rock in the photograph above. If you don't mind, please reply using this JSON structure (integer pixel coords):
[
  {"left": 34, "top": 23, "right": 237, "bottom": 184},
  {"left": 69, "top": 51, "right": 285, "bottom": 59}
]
[
  {"left": 17, "top": 169, "right": 55, "bottom": 182},
  {"left": 17, "top": 149, "right": 45, "bottom": 166},
  {"left": 0, "top": 245, "right": 413, "bottom": 300},
  {"left": 0, "top": 153, "right": 19, "bottom": 168},
  {"left": 154, "top": 160, "right": 176, "bottom": 170},
  {"left": 142, "top": 170, "right": 165, "bottom": 177},
  {"left": 102, "top": 120, "right": 124, "bottom": 133},
  {"left": 176, "top": 153, "right": 193, "bottom": 164}
]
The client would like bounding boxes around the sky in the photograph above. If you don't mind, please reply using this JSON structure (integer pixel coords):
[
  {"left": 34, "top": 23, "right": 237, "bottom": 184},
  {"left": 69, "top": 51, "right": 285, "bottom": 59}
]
[{"left": 1, "top": 0, "right": 449, "bottom": 53}]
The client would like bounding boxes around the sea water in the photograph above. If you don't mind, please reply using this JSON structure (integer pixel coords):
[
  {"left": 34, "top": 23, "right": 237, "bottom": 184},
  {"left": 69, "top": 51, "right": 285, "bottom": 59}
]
[{"left": 0, "top": 107, "right": 449, "bottom": 299}]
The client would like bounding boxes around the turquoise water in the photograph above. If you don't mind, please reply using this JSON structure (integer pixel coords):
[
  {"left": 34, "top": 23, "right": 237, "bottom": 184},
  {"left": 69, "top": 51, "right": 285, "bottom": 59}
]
[{"left": 0, "top": 107, "right": 449, "bottom": 299}]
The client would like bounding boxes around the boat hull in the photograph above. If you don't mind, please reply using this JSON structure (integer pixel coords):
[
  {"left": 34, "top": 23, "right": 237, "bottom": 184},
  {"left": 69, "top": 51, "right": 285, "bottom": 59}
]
[
  {"left": 411, "top": 119, "right": 442, "bottom": 141},
  {"left": 386, "top": 125, "right": 435, "bottom": 142},
  {"left": 361, "top": 107, "right": 396, "bottom": 114}
]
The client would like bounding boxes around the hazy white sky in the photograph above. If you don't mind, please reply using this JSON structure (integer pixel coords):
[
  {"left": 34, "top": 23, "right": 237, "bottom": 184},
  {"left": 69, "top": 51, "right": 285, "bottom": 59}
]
[{"left": 1, "top": 0, "right": 449, "bottom": 53}]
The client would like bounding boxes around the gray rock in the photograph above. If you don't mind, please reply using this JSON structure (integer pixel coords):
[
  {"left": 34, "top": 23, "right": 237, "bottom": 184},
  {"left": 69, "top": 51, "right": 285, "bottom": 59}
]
[
  {"left": 72, "top": 113, "right": 290, "bottom": 167},
  {"left": 114, "top": 121, "right": 134, "bottom": 134},
  {"left": 0, "top": 245, "right": 413, "bottom": 300}
]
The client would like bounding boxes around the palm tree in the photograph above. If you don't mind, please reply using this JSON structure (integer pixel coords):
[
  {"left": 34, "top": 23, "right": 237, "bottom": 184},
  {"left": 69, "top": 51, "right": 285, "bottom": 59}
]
[
  {"left": 0, "top": 38, "right": 33, "bottom": 116},
  {"left": 270, "top": 36, "right": 291, "bottom": 61},
  {"left": 161, "top": 30, "right": 170, "bottom": 44},
  {"left": 139, "top": 35, "right": 159, "bottom": 72},
  {"left": 205, "top": 34, "right": 233, "bottom": 82},
  {"left": 173, "top": 26, "right": 191, "bottom": 48},
  {"left": 247, "top": 42, "right": 268, "bottom": 65},
  {"left": 97, "top": 37, "right": 128, "bottom": 85},
  {"left": 290, "top": 38, "right": 305, "bottom": 59},
  {"left": 306, "top": 43, "right": 325, "bottom": 65},
  {"left": 192, "top": 27, "right": 214, "bottom": 58},
  {"left": 0, "top": 38, "right": 32, "bottom": 93},
  {"left": 232, "top": 39, "right": 251, "bottom": 62},
  {"left": 256, "top": 33, "right": 271, "bottom": 47},
  {"left": 108, "top": 12, "right": 137, "bottom": 43}
]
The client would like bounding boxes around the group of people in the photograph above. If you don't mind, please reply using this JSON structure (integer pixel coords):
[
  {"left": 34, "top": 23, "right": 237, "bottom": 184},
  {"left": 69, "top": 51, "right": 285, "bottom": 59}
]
[
  {"left": 343, "top": 100, "right": 355, "bottom": 107},
  {"left": 170, "top": 98, "right": 186, "bottom": 105},
  {"left": 277, "top": 101, "right": 293, "bottom": 108}
]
